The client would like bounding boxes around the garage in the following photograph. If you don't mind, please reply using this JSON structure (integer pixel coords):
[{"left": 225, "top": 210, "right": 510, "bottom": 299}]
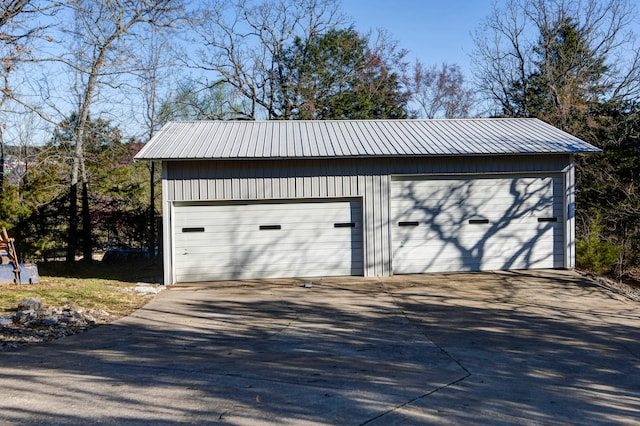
[
  {"left": 391, "top": 174, "right": 564, "bottom": 273},
  {"left": 173, "top": 199, "right": 363, "bottom": 282},
  {"left": 134, "top": 118, "right": 600, "bottom": 284}
]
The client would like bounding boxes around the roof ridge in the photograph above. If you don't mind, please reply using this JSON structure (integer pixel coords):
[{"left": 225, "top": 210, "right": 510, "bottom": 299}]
[{"left": 166, "top": 117, "right": 542, "bottom": 124}]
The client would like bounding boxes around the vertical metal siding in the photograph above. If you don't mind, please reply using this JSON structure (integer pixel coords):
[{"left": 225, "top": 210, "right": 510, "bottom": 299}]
[
  {"left": 565, "top": 158, "right": 576, "bottom": 269},
  {"left": 552, "top": 175, "right": 567, "bottom": 267},
  {"left": 355, "top": 165, "right": 388, "bottom": 276},
  {"left": 162, "top": 155, "right": 573, "bottom": 281},
  {"left": 161, "top": 162, "right": 173, "bottom": 285}
]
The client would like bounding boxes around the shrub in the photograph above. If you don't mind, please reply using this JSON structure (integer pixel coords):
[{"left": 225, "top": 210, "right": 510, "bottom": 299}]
[{"left": 577, "top": 213, "right": 622, "bottom": 275}]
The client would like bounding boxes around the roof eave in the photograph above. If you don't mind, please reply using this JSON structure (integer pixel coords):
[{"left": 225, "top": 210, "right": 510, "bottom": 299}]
[{"left": 134, "top": 149, "right": 602, "bottom": 162}]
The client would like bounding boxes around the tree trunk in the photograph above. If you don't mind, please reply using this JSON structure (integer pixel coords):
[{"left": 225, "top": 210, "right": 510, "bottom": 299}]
[
  {"left": 81, "top": 185, "right": 91, "bottom": 261},
  {"left": 67, "top": 116, "right": 87, "bottom": 263},
  {"left": 81, "top": 168, "right": 92, "bottom": 261},
  {"left": 66, "top": 161, "right": 79, "bottom": 262}
]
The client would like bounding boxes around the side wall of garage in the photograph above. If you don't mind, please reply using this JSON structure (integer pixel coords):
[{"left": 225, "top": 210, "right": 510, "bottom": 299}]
[{"left": 161, "top": 154, "right": 574, "bottom": 283}]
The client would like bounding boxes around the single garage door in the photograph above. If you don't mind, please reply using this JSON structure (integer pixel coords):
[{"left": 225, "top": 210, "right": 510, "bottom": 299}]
[
  {"left": 173, "top": 199, "right": 363, "bottom": 282},
  {"left": 392, "top": 175, "right": 564, "bottom": 273}
]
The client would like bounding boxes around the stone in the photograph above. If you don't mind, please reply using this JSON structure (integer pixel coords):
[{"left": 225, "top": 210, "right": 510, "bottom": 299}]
[
  {"left": 135, "top": 284, "right": 163, "bottom": 295},
  {"left": 18, "top": 298, "right": 41, "bottom": 311},
  {"left": 1, "top": 302, "right": 122, "bottom": 352},
  {"left": 41, "top": 318, "right": 58, "bottom": 326},
  {"left": 16, "top": 311, "right": 35, "bottom": 323}
]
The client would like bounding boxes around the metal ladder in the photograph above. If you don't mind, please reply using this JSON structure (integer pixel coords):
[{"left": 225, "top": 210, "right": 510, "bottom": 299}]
[{"left": 0, "top": 227, "right": 21, "bottom": 284}]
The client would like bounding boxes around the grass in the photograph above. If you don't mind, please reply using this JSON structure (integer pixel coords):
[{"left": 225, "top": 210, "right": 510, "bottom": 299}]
[{"left": 0, "top": 259, "right": 163, "bottom": 317}]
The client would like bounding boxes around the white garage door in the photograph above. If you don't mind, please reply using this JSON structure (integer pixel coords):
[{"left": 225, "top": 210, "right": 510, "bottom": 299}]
[
  {"left": 173, "top": 199, "right": 363, "bottom": 282},
  {"left": 392, "top": 175, "right": 564, "bottom": 273}
]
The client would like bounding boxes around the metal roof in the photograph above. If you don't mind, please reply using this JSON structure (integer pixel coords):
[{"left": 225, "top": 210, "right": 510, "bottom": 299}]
[{"left": 134, "top": 118, "right": 601, "bottom": 160}]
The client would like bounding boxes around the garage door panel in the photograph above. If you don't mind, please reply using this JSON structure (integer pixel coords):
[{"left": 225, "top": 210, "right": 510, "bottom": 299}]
[
  {"left": 177, "top": 263, "right": 364, "bottom": 282},
  {"left": 396, "top": 236, "right": 556, "bottom": 254},
  {"left": 390, "top": 200, "right": 552, "bottom": 213},
  {"left": 178, "top": 258, "right": 364, "bottom": 273},
  {"left": 392, "top": 176, "right": 552, "bottom": 195},
  {"left": 178, "top": 239, "right": 364, "bottom": 252},
  {"left": 176, "top": 201, "right": 361, "bottom": 214},
  {"left": 392, "top": 175, "right": 564, "bottom": 273},
  {"left": 395, "top": 248, "right": 554, "bottom": 272},
  {"left": 175, "top": 230, "right": 361, "bottom": 247},
  {"left": 179, "top": 261, "right": 364, "bottom": 274},
  {"left": 393, "top": 177, "right": 553, "bottom": 201},
  {"left": 177, "top": 256, "right": 363, "bottom": 276},
  {"left": 393, "top": 259, "right": 552, "bottom": 273},
  {"left": 177, "top": 245, "right": 360, "bottom": 262},
  {"left": 394, "top": 256, "right": 553, "bottom": 273},
  {"left": 391, "top": 212, "right": 557, "bottom": 225},
  {"left": 393, "top": 239, "right": 554, "bottom": 251},
  {"left": 176, "top": 207, "right": 359, "bottom": 226},
  {"left": 396, "top": 236, "right": 555, "bottom": 258},
  {"left": 174, "top": 199, "right": 363, "bottom": 282},
  {"left": 175, "top": 221, "right": 362, "bottom": 234},
  {"left": 175, "top": 224, "right": 362, "bottom": 237},
  {"left": 392, "top": 199, "right": 557, "bottom": 219},
  {"left": 392, "top": 190, "right": 554, "bottom": 203},
  {"left": 392, "top": 221, "right": 562, "bottom": 233},
  {"left": 394, "top": 222, "right": 560, "bottom": 241}
]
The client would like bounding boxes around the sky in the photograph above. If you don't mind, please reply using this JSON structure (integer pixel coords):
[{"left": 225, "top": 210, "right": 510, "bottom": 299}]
[
  {"left": 340, "top": 0, "right": 493, "bottom": 75},
  {"left": 341, "top": 0, "right": 640, "bottom": 77}
]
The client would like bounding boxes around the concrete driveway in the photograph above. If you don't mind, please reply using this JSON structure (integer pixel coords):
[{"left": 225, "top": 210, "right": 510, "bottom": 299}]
[{"left": 1, "top": 270, "right": 639, "bottom": 425}]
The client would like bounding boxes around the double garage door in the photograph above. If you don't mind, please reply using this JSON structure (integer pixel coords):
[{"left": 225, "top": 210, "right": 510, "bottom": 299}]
[
  {"left": 392, "top": 175, "right": 564, "bottom": 273},
  {"left": 173, "top": 199, "right": 363, "bottom": 282},
  {"left": 172, "top": 175, "right": 564, "bottom": 282}
]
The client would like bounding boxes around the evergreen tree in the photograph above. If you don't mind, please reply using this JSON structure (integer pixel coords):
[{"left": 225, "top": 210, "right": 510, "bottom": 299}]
[
  {"left": 527, "top": 17, "right": 608, "bottom": 133},
  {"left": 282, "top": 28, "right": 409, "bottom": 119}
]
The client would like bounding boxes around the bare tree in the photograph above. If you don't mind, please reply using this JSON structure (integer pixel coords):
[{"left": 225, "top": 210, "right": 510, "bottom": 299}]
[
  {"left": 136, "top": 25, "right": 181, "bottom": 259},
  {"left": 472, "top": 0, "right": 640, "bottom": 120},
  {"left": 192, "top": 0, "right": 345, "bottom": 119},
  {"left": 157, "top": 80, "right": 250, "bottom": 121},
  {"left": 61, "top": 0, "right": 180, "bottom": 262},
  {"left": 0, "top": 0, "right": 59, "bottom": 194},
  {"left": 407, "top": 61, "right": 474, "bottom": 119}
]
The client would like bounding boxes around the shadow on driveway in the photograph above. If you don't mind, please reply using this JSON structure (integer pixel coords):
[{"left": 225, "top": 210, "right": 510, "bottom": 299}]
[{"left": 1, "top": 270, "right": 639, "bottom": 425}]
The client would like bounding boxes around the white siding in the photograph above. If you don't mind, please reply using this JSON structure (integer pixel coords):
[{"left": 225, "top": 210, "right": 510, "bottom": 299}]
[
  {"left": 391, "top": 174, "right": 565, "bottom": 273},
  {"left": 173, "top": 200, "right": 362, "bottom": 282},
  {"left": 565, "top": 161, "right": 576, "bottom": 269},
  {"left": 161, "top": 155, "right": 574, "bottom": 283}
]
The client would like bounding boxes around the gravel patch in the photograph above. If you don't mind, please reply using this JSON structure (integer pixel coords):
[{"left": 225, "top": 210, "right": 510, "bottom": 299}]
[{"left": 0, "top": 303, "right": 120, "bottom": 351}]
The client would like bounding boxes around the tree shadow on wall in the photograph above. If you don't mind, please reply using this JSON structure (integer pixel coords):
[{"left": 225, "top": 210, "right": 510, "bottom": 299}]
[{"left": 393, "top": 176, "right": 561, "bottom": 272}]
